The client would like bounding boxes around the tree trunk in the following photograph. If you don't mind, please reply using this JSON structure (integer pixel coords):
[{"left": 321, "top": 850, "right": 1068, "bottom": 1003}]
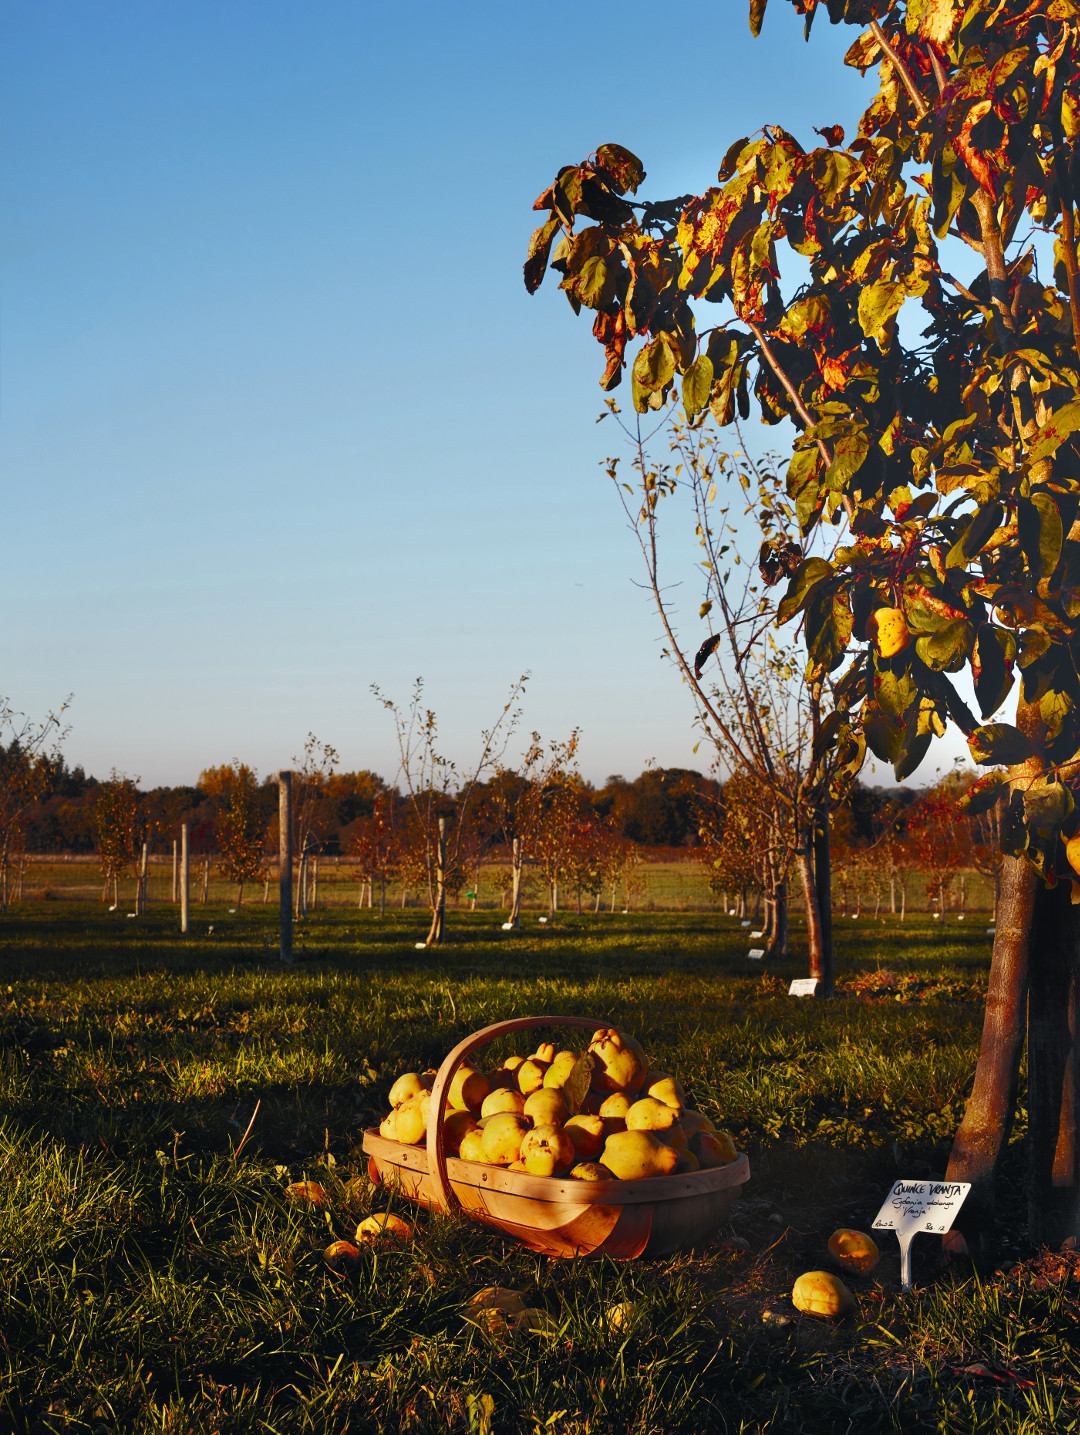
[
  {"left": 201, "top": 857, "right": 210, "bottom": 904},
  {"left": 1027, "top": 876, "right": 1080, "bottom": 1247},
  {"left": 945, "top": 854, "right": 1036, "bottom": 1259},
  {"left": 237, "top": 881, "right": 244, "bottom": 908},
  {"left": 426, "top": 816, "right": 447, "bottom": 945},
  {"left": 508, "top": 838, "right": 522, "bottom": 928},
  {"left": 594, "top": 888, "right": 601, "bottom": 913},
  {"left": 172, "top": 840, "right": 178, "bottom": 903},
  {"left": 794, "top": 842, "right": 828, "bottom": 992},
  {"left": 900, "top": 879, "right": 907, "bottom": 922},
  {"left": 890, "top": 876, "right": 896, "bottom": 914},
  {"left": 813, "top": 803, "right": 834, "bottom": 996},
  {"left": 312, "top": 856, "right": 319, "bottom": 911},
  {"left": 379, "top": 873, "right": 386, "bottom": 918},
  {"left": 764, "top": 876, "right": 787, "bottom": 961}
]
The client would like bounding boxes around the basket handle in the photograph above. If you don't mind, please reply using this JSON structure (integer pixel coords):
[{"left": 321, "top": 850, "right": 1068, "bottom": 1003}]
[{"left": 425, "top": 1015, "right": 607, "bottom": 1214}]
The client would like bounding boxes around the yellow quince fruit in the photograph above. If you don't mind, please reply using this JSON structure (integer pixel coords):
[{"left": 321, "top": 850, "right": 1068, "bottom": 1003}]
[
  {"left": 827, "top": 1228, "right": 880, "bottom": 1274},
  {"left": 792, "top": 1270, "right": 855, "bottom": 1317},
  {"left": 600, "top": 1129, "right": 679, "bottom": 1180}
]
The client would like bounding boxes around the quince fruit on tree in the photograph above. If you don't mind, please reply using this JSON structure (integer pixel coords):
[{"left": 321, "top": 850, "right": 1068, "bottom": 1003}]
[{"left": 867, "top": 606, "right": 911, "bottom": 657}]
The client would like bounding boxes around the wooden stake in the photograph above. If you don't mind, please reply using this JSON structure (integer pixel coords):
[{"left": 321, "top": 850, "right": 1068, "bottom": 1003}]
[
  {"left": 172, "top": 840, "right": 178, "bottom": 903},
  {"left": 139, "top": 842, "right": 148, "bottom": 915},
  {"left": 181, "top": 824, "right": 190, "bottom": 934},
  {"left": 278, "top": 771, "right": 293, "bottom": 963}
]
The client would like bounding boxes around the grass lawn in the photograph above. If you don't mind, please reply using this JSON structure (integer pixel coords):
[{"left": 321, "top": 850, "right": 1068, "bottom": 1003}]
[{"left": 0, "top": 900, "right": 1071, "bottom": 1433}]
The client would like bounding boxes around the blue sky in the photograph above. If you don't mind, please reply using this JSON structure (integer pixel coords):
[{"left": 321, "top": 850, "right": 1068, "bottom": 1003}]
[{"left": 1, "top": 1, "right": 967, "bottom": 788}]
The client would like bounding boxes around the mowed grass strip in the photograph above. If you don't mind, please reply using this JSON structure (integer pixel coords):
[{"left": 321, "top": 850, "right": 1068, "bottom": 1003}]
[{"left": 0, "top": 903, "right": 1072, "bottom": 1433}]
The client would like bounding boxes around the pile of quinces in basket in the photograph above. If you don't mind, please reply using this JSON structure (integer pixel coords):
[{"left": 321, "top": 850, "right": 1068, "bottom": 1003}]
[{"left": 378, "top": 1026, "right": 739, "bottom": 1180}]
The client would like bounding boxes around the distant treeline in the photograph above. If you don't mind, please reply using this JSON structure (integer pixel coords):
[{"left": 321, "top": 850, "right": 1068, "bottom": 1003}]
[{"left": 17, "top": 760, "right": 912, "bottom": 856}]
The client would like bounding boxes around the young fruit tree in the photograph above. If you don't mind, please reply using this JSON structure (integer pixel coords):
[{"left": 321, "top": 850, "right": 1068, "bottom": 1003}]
[
  {"left": 94, "top": 773, "right": 146, "bottom": 909},
  {"left": 525, "top": 0, "right": 1080, "bottom": 1250},
  {"left": 373, "top": 676, "right": 528, "bottom": 945},
  {"left": 201, "top": 763, "right": 267, "bottom": 907},
  {"left": 601, "top": 421, "right": 837, "bottom": 977},
  {"left": 0, "top": 696, "right": 68, "bottom": 911}
]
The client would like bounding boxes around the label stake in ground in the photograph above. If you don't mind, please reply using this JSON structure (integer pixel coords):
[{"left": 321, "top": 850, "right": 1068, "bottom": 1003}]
[
  {"left": 872, "top": 1180, "right": 970, "bottom": 1290},
  {"left": 748, "top": 948, "right": 764, "bottom": 960},
  {"left": 789, "top": 978, "right": 818, "bottom": 997}
]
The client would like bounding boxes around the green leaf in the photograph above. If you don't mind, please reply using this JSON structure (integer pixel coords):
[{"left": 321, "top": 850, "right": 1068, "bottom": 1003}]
[
  {"left": 1018, "top": 493, "right": 1064, "bottom": 579},
  {"left": 682, "top": 355, "right": 714, "bottom": 419},
  {"left": 634, "top": 335, "right": 676, "bottom": 393},
  {"left": 958, "top": 772, "right": 1010, "bottom": 815},
  {"left": 576, "top": 256, "right": 612, "bottom": 308},
  {"left": 811, "top": 709, "right": 845, "bottom": 763},
  {"left": 524, "top": 216, "right": 561, "bottom": 295},
  {"left": 805, "top": 588, "right": 851, "bottom": 671},
  {"left": 967, "top": 723, "right": 1034, "bottom": 766},
  {"left": 973, "top": 625, "right": 1015, "bottom": 718},
  {"left": 1022, "top": 779, "right": 1073, "bottom": 847},
  {"left": 1026, "top": 399, "right": 1080, "bottom": 464},
  {"left": 931, "top": 145, "right": 965, "bottom": 239},
  {"left": 915, "top": 617, "right": 972, "bottom": 672},
  {"left": 595, "top": 144, "right": 646, "bottom": 196},
  {"left": 863, "top": 707, "right": 903, "bottom": 763},
  {"left": 875, "top": 668, "right": 917, "bottom": 720},
  {"left": 946, "top": 499, "right": 1003, "bottom": 567},
  {"left": 894, "top": 729, "right": 932, "bottom": 782},
  {"left": 776, "top": 557, "right": 833, "bottom": 625},
  {"left": 562, "top": 1052, "right": 595, "bottom": 1117},
  {"left": 857, "top": 279, "right": 906, "bottom": 343},
  {"left": 822, "top": 422, "right": 869, "bottom": 491}
]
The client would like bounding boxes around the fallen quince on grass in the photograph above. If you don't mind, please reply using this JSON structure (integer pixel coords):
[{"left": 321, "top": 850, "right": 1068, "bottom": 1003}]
[
  {"left": 323, "top": 1240, "right": 361, "bottom": 1268},
  {"left": 792, "top": 1271, "right": 855, "bottom": 1318},
  {"left": 286, "top": 1180, "right": 328, "bottom": 1209},
  {"left": 827, "top": 1228, "right": 880, "bottom": 1274},
  {"left": 355, "top": 1213, "right": 413, "bottom": 1246}
]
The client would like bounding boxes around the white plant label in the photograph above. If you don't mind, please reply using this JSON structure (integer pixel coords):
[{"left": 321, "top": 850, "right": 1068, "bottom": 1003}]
[
  {"left": 740, "top": 920, "right": 750, "bottom": 927},
  {"left": 789, "top": 978, "right": 819, "bottom": 997},
  {"left": 748, "top": 948, "right": 765, "bottom": 960},
  {"left": 872, "top": 1179, "right": 970, "bottom": 1290},
  {"left": 750, "top": 930, "right": 763, "bottom": 938}
]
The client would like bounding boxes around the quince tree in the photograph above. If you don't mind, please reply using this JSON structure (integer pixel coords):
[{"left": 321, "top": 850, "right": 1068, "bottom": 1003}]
[{"left": 525, "top": 0, "right": 1080, "bottom": 1250}]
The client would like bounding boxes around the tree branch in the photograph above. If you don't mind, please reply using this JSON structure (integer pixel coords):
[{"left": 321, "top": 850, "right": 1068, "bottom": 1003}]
[
  {"left": 869, "top": 20, "right": 929, "bottom": 119},
  {"left": 744, "top": 319, "right": 856, "bottom": 523},
  {"left": 1055, "top": 158, "right": 1080, "bottom": 372}
]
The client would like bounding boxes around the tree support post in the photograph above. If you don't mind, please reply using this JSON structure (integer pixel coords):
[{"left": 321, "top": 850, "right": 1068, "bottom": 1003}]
[
  {"left": 279, "top": 771, "right": 293, "bottom": 964},
  {"left": 180, "top": 824, "right": 190, "bottom": 934}
]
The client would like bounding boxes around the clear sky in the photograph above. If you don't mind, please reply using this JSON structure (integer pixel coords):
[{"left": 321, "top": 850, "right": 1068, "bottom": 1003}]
[{"left": 1, "top": 1, "right": 968, "bottom": 789}]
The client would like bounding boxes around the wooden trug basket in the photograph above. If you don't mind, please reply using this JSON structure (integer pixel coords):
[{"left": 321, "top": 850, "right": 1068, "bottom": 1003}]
[{"left": 362, "top": 1015, "right": 749, "bottom": 1260}]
